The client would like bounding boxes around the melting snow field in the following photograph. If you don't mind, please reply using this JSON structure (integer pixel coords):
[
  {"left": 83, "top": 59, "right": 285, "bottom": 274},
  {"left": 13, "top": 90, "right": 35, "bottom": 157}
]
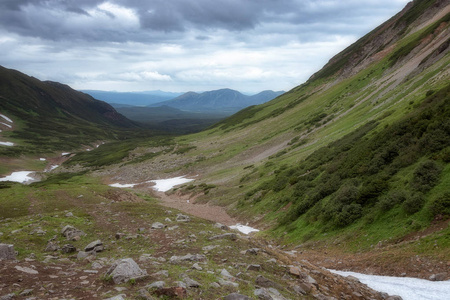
[
  {"left": 150, "top": 176, "right": 194, "bottom": 192},
  {"left": 0, "top": 171, "right": 35, "bottom": 184},
  {"left": 230, "top": 224, "right": 260, "bottom": 234},
  {"left": 329, "top": 270, "right": 450, "bottom": 300},
  {"left": 109, "top": 176, "right": 194, "bottom": 192},
  {"left": 0, "top": 141, "right": 14, "bottom": 146},
  {"left": 0, "top": 114, "right": 13, "bottom": 123}
]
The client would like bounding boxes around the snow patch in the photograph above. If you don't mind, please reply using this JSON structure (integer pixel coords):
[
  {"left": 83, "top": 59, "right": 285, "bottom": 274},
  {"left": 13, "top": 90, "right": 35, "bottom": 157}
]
[
  {"left": 61, "top": 152, "right": 71, "bottom": 156},
  {"left": 40, "top": 158, "right": 46, "bottom": 161},
  {"left": 109, "top": 183, "right": 138, "bottom": 188},
  {"left": 0, "top": 122, "right": 12, "bottom": 128},
  {"left": 0, "top": 141, "right": 14, "bottom": 146},
  {"left": 0, "top": 114, "right": 13, "bottom": 123},
  {"left": 150, "top": 176, "right": 194, "bottom": 192},
  {"left": 0, "top": 171, "right": 35, "bottom": 184},
  {"left": 329, "top": 269, "right": 450, "bottom": 300},
  {"left": 230, "top": 224, "right": 260, "bottom": 234}
]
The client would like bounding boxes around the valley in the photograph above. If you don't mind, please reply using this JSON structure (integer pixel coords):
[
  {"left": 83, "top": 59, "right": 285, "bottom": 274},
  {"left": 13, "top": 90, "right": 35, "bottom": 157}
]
[{"left": 1, "top": 0, "right": 450, "bottom": 299}]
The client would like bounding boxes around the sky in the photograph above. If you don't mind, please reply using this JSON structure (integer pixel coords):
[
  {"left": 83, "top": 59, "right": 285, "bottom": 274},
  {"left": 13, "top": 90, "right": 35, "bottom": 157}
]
[{"left": 0, "top": 0, "right": 410, "bottom": 94}]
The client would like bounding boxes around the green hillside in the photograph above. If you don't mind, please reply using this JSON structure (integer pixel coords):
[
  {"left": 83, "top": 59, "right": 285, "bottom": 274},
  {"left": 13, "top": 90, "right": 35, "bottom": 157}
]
[{"left": 85, "top": 0, "right": 449, "bottom": 253}]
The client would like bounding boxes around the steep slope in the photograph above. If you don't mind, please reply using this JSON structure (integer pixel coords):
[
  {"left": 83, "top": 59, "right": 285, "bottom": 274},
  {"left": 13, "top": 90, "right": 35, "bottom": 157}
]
[
  {"left": 150, "top": 88, "right": 284, "bottom": 113},
  {"left": 93, "top": 0, "right": 449, "bottom": 255},
  {"left": 0, "top": 66, "right": 142, "bottom": 155}
]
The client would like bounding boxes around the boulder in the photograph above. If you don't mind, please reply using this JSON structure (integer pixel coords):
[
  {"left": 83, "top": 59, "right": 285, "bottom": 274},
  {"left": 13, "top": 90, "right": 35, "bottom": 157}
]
[
  {"left": 151, "top": 222, "right": 165, "bottom": 229},
  {"left": 153, "top": 287, "right": 187, "bottom": 298},
  {"left": 84, "top": 240, "right": 104, "bottom": 252},
  {"left": 209, "top": 233, "right": 237, "bottom": 241},
  {"left": 104, "top": 258, "right": 148, "bottom": 284},
  {"left": 176, "top": 214, "right": 191, "bottom": 222},
  {"left": 61, "top": 244, "right": 76, "bottom": 254},
  {"left": 44, "top": 242, "right": 59, "bottom": 252},
  {"left": 0, "top": 244, "right": 16, "bottom": 260},
  {"left": 169, "top": 253, "right": 206, "bottom": 263},
  {"left": 429, "top": 273, "right": 447, "bottom": 281},
  {"left": 61, "top": 225, "right": 85, "bottom": 241}
]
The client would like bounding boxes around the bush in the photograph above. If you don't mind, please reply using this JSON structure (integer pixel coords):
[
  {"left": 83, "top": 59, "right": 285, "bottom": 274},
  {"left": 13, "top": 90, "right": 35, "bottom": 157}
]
[
  {"left": 429, "top": 193, "right": 450, "bottom": 218},
  {"left": 379, "top": 189, "right": 408, "bottom": 211},
  {"left": 334, "top": 203, "right": 362, "bottom": 227},
  {"left": 411, "top": 160, "right": 442, "bottom": 192},
  {"left": 403, "top": 193, "right": 425, "bottom": 215}
]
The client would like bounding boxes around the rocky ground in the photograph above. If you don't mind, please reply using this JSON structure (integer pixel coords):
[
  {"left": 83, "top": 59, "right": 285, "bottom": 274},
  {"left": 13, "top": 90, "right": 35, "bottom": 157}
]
[{"left": 0, "top": 189, "right": 404, "bottom": 300}]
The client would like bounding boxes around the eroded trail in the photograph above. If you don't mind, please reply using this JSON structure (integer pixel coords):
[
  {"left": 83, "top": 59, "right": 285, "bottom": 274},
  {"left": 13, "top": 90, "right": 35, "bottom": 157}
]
[{"left": 154, "top": 191, "right": 237, "bottom": 226}]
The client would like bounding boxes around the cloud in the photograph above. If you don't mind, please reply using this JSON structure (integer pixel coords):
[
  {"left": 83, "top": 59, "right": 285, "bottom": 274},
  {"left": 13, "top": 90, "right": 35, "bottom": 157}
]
[{"left": 0, "top": 0, "right": 411, "bottom": 93}]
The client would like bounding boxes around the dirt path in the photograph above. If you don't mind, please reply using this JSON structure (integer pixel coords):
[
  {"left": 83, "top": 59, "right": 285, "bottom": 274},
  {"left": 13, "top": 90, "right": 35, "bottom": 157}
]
[{"left": 154, "top": 191, "right": 237, "bottom": 226}]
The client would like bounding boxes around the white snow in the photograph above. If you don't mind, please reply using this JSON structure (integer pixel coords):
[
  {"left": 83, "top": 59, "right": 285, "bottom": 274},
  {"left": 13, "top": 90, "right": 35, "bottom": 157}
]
[
  {"left": 46, "top": 165, "right": 59, "bottom": 172},
  {"left": 329, "top": 269, "right": 450, "bottom": 300},
  {"left": 150, "top": 176, "right": 194, "bottom": 192},
  {"left": 109, "top": 183, "right": 138, "bottom": 188},
  {"left": 0, "top": 171, "right": 35, "bottom": 183},
  {"left": 0, "top": 114, "right": 13, "bottom": 123},
  {"left": 39, "top": 158, "right": 46, "bottom": 161},
  {"left": 0, "top": 122, "right": 12, "bottom": 128},
  {"left": 61, "top": 152, "right": 71, "bottom": 156},
  {"left": 230, "top": 224, "right": 260, "bottom": 234},
  {"left": 0, "top": 141, "right": 14, "bottom": 146}
]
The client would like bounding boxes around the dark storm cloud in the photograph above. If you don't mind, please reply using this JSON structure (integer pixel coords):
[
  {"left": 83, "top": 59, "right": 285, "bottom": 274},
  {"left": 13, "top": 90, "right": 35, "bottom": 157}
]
[{"left": 0, "top": 0, "right": 408, "bottom": 42}]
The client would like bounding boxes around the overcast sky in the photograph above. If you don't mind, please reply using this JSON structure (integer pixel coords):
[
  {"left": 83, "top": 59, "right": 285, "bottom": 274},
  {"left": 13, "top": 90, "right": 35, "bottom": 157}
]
[{"left": 0, "top": 0, "right": 410, "bottom": 94}]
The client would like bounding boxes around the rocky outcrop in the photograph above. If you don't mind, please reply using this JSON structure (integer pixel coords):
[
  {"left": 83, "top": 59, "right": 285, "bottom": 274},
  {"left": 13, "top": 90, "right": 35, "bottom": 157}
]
[{"left": 104, "top": 258, "right": 148, "bottom": 284}]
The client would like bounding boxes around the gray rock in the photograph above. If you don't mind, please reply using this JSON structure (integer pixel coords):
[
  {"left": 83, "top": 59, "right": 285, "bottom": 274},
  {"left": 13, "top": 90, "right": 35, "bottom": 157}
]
[
  {"left": 15, "top": 266, "right": 38, "bottom": 274},
  {"left": 137, "top": 288, "right": 155, "bottom": 300},
  {"left": 223, "top": 293, "right": 252, "bottom": 300},
  {"left": 182, "top": 275, "right": 201, "bottom": 288},
  {"left": 65, "top": 212, "right": 74, "bottom": 217},
  {"left": 245, "top": 248, "right": 260, "bottom": 255},
  {"left": 247, "top": 264, "right": 261, "bottom": 271},
  {"left": 0, "top": 294, "right": 15, "bottom": 300},
  {"left": 84, "top": 240, "right": 103, "bottom": 252},
  {"left": 0, "top": 244, "right": 16, "bottom": 260},
  {"left": 192, "top": 263, "right": 203, "bottom": 270},
  {"left": 169, "top": 253, "right": 206, "bottom": 263},
  {"left": 61, "top": 225, "right": 85, "bottom": 241},
  {"left": 153, "top": 270, "right": 169, "bottom": 278},
  {"left": 209, "top": 233, "right": 237, "bottom": 241},
  {"left": 429, "top": 273, "right": 447, "bottom": 281},
  {"left": 176, "top": 214, "right": 190, "bottom": 222},
  {"left": 214, "top": 223, "right": 229, "bottom": 230},
  {"left": 146, "top": 281, "right": 165, "bottom": 289},
  {"left": 254, "top": 288, "right": 272, "bottom": 300},
  {"left": 151, "top": 222, "right": 165, "bottom": 229},
  {"left": 61, "top": 244, "right": 76, "bottom": 254},
  {"left": 77, "top": 251, "right": 91, "bottom": 260},
  {"left": 19, "top": 289, "right": 33, "bottom": 297},
  {"left": 218, "top": 278, "right": 239, "bottom": 288},
  {"left": 174, "top": 281, "right": 187, "bottom": 289},
  {"left": 221, "top": 269, "right": 234, "bottom": 279},
  {"left": 104, "top": 258, "right": 148, "bottom": 284},
  {"left": 44, "top": 242, "right": 59, "bottom": 252},
  {"left": 255, "top": 275, "right": 276, "bottom": 288}
]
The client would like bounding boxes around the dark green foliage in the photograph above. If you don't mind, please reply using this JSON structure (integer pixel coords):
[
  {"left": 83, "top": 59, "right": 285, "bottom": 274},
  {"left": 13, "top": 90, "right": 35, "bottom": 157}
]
[
  {"left": 403, "top": 193, "right": 425, "bottom": 215},
  {"left": 429, "top": 193, "right": 450, "bottom": 218},
  {"left": 30, "top": 172, "right": 87, "bottom": 188},
  {"left": 242, "top": 84, "right": 450, "bottom": 229},
  {"left": 411, "top": 160, "right": 442, "bottom": 192}
]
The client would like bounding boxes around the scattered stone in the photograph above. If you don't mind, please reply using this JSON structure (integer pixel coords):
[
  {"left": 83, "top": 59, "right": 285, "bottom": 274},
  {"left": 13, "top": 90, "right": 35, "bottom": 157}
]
[
  {"left": 115, "top": 232, "right": 124, "bottom": 239},
  {"left": 254, "top": 288, "right": 272, "bottom": 300},
  {"left": 153, "top": 270, "right": 169, "bottom": 278},
  {"left": 202, "top": 245, "right": 219, "bottom": 252},
  {"left": 288, "top": 266, "right": 302, "bottom": 277},
  {"left": 218, "top": 278, "right": 239, "bottom": 288},
  {"left": 165, "top": 218, "right": 172, "bottom": 222},
  {"left": 146, "top": 281, "right": 165, "bottom": 289},
  {"left": 138, "top": 227, "right": 146, "bottom": 233},
  {"left": 84, "top": 240, "right": 104, "bottom": 252},
  {"left": 104, "top": 258, "right": 148, "bottom": 284},
  {"left": 176, "top": 214, "right": 190, "bottom": 222},
  {"left": 0, "top": 244, "right": 16, "bottom": 260},
  {"left": 169, "top": 253, "right": 206, "bottom": 263},
  {"left": 19, "top": 289, "right": 33, "bottom": 297},
  {"left": 0, "top": 294, "right": 15, "bottom": 300},
  {"left": 77, "top": 251, "right": 91, "bottom": 260},
  {"left": 255, "top": 275, "right": 282, "bottom": 290},
  {"left": 223, "top": 293, "right": 252, "bottom": 300},
  {"left": 245, "top": 248, "right": 261, "bottom": 255},
  {"left": 15, "top": 266, "right": 38, "bottom": 275},
  {"left": 429, "top": 273, "right": 447, "bottom": 281},
  {"left": 214, "top": 223, "right": 229, "bottom": 230},
  {"left": 151, "top": 222, "right": 165, "bottom": 229},
  {"left": 192, "top": 263, "right": 203, "bottom": 270},
  {"left": 209, "top": 233, "right": 237, "bottom": 241},
  {"left": 61, "top": 244, "right": 76, "bottom": 254},
  {"left": 137, "top": 288, "right": 155, "bottom": 300},
  {"left": 65, "top": 212, "right": 74, "bottom": 217},
  {"left": 174, "top": 281, "right": 187, "bottom": 289},
  {"left": 182, "top": 275, "right": 201, "bottom": 288},
  {"left": 168, "top": 226, "right": 179, "bottom": 231},
  {"left": 247, "top": 264, "right": 261, "bottom": 271},
  {"left": 220, "top": 269, "right": 234, "bottom": 279},
  {"left": 44, "top": 241, "right": 59, "bottom": 252},
  {"left": 61, "top": 225, "right": 85, "bottom": 241}
]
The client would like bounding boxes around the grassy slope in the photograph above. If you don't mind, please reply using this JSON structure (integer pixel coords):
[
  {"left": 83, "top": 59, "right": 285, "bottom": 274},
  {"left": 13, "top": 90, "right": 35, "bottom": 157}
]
[{"left": 156, "top": 4, "right": 450, "bottom": 257}]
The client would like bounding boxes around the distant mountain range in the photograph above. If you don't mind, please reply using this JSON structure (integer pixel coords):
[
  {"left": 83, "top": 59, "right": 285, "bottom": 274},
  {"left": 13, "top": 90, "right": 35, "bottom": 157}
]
[
  {"left": 148, "top": 89, "right": 285, "bottom": 113},
  {"left": 81, "top": 90, "right": 183, "bottom": 107}
]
